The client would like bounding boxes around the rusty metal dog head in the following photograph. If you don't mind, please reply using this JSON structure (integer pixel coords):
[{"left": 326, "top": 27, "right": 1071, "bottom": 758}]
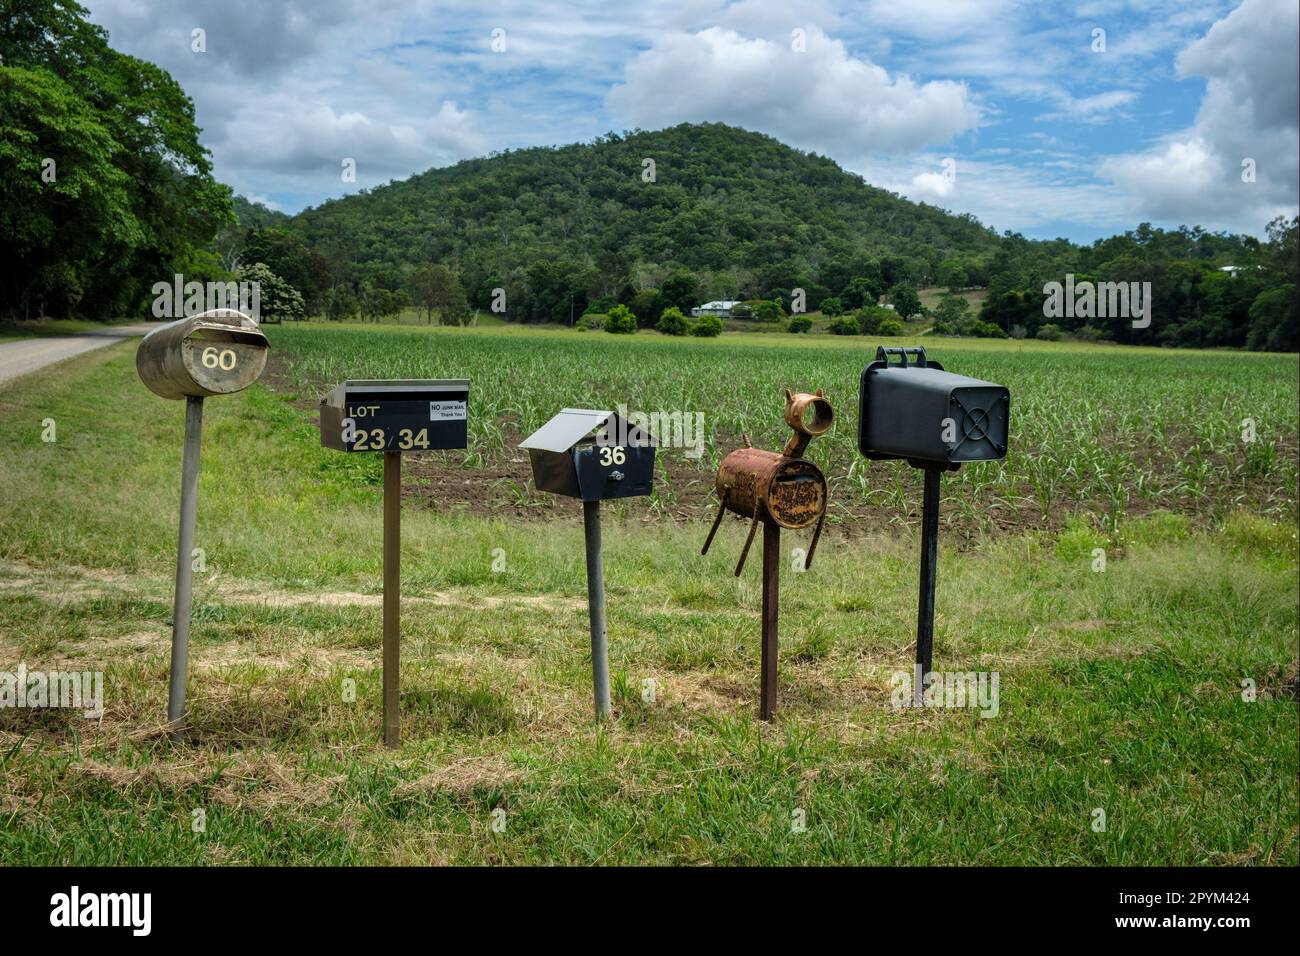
[{"left": 702, "top": 388, "right": 834, "bottom": 575}]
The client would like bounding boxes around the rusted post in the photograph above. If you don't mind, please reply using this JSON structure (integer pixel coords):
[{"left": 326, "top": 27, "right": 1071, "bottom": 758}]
[
  {"left": 760, "top": 520, "right": 780, "bottom": 720},
  {"left": 383, "top": 451, "right": 400, "bottom": 747}
]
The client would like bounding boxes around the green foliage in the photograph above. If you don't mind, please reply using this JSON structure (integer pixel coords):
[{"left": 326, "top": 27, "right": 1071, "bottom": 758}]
[
  {"left": 576, "top": 312, "right": 606, "bottom": 331},
  {"left": 288, "top": 123, "right": 1002, "bottom": 325},
  {"left": 690, "top": 314, "right": 723, "bottom": 337},
  {"left": 628, "top": 288, "right": 660, "bottom": 327},
  {"left": 656, "top": 306, "right": 688, "bottom": 336},
  {"left": 787, "top": 315, "right": 813, "bottom": 334},
  {"left": 876, "top": 317, "right": 905, "bottom": 336},
  {"left": 658, "top": 273, "right": 699, "bottom": 314},
  {"left": 323, "top": 285, "right": 358, "bottom": 322},
  {"left": 0, "top": 0, "right": 232, "bottom": 320},
  {"left": 237, "top": 262, "right": 305, "bottom": 322},
  {"left": 938, "top": 257, "right": 969, "bottom": 291},
  {"left": 1036, "top": 323, "right": 1062, "bottom": 341},
  {"left": 842, "top": 275, "right": 885, "bottom": 308},
  {"left": 604, "top": 304, "right": 637, "bottom": 334},
  {"left": 855, "top": 305, "right": 896, "bottom": 335},
  {"left": 820, "top": 296, "right": 844, "bottom": 317},
  {"left": 888, "top": 284, "right": 923, "bottom": 319},
  {"left": 1246, "top": 283, "right": 1298, "bottom": 352},
  {"left": 748, "top": 299, "right": 786, "bottom": 323},
  {"left": 932, "top": 294, "right": 970, "bottom": 327},
  {"left": 408, "top": 263, "right": 468, "bottom": 325},
  {"left": 828, "top": 316, "right": 859, "bottom": 335},
  {"left": 982, "top": 215, "right": 1300, "bottom": 350}
]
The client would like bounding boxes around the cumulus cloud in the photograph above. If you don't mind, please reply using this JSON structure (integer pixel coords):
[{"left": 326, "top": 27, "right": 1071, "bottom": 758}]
[
  {"left": 873, "top": 153, "right": 1133, "bottom": 235},
  {"left": 1099, "top": 0, "right": 1298, "bottom": 231},
  {"left": 606, "top": 26, "right": 981, "bottom": 155}
]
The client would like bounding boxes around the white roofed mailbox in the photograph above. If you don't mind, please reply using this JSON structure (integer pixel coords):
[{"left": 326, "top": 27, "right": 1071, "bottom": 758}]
[
  {"left": 519, "top": 408, "right": 658, "bottom": 721},
  {"left": 520, "top": 408, "right": 655, "bottom": 501}
]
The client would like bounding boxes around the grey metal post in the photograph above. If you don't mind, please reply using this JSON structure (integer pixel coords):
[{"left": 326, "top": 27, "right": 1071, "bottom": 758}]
[
  {"left": 583, "top": 499, "right": 610, "bottom": 721},
  {"left": 915, "top": 466, "right": 941, "bottom": 707},
  {"left": 167, "top": 395, "right": 203, "bottom": 740}
]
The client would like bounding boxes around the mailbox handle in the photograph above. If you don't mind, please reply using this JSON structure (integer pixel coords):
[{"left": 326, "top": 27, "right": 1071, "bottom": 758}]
[{"left": 875, "top": 346, "right": 928, "bottom": 368}]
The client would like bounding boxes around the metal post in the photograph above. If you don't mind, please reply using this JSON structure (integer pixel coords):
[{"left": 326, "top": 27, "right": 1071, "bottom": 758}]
[
  {"left": 383, "top": 451, "right": 401, "bottom": 747},
  {"left": 167, "top": 396, "right": 203, "bottom": 740},
  {"left": 760, "top": 519, "right": 780, "bottom": 720},
  {"left": 915, "top": 467, "right": 941, "bottom": 706},
  {"left": 583, "top": 499, "right": 610, "bottom": 721}
]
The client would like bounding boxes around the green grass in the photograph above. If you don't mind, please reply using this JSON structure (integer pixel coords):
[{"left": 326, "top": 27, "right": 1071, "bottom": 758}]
[{"left": 0, "top": 329, "right": 1295, "bottom": 865}]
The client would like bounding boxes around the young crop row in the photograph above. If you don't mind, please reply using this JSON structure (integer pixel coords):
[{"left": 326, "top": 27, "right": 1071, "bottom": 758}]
[{"left": 267, "top": 326, "right": 1299, "bottom": 535}]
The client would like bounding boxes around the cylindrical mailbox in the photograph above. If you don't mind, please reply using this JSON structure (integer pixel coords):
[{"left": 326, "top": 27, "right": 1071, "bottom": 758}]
[
  {"left": 137, "top": 309, "right": 268, "bottom": 400},
  {"left": 715, "top": 448, "right": 827, "bottom": 530}
]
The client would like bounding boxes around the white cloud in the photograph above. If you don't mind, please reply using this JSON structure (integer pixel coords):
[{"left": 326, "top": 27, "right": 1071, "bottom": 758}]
[
  {"left": 606, "top": 26, "right": 981, "bottom": 155},
  {"left": 1099, "top": 0, "right": 1299, "bottom": 231},
  {"left": 1037, "top": 89, "right": 1138, "bottom": 122}
]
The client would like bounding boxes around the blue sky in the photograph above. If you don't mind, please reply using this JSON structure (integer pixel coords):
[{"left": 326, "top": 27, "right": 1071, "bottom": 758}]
[{"left": 84, "top": 0, "right": 1298, "bottom": 243}]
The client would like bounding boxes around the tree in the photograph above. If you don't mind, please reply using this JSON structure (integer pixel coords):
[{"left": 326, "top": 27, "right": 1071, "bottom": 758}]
[
  {"left": 820, "top": 296, "right": 844, "bottom": 317},
  {"left": 931, "top": 294, "right": 970, "bottom": 329},
  {"left": 658, "top": 272, "right": 700, "bottom": 314},
  {"left": 888, "top": 284, "right": 922, "bottom": 319},
  {"left": 691, "top": 314, "right": 723, "bottom": 337},
  {"left": 238, "top": 262, "right": 304, "bottom": 323},
  {"left": 787, "top": 316, "right": 812, "bottom": 333},
  {"left": 938, "top": 258, "right": 968, "bottom": 291},
  {"left": 0, "top": 0, "right": 233, "bottom": 320},
  {"left": 324, "top": 285, "right": 357, "bottom": 322},
  {"left": 657, "top": 306, "right": 688, "bottom": 335},
  {"left": 842, "top": 276, "right": 884, "bottom": 309},
  {"left": 856, "top": 305, "right": 895, "bottom": 335},
  {"left": 629, "top": 288, "right": 660, "bottom": 327},
  {"left": 409, "top": 263, "right": 469, "bottom": 325},
  {"left": 604, "top": 304, "right": 637, "bottom": 334},
  {"left": 750, "top": 299, "right": 785, "bottom": 323},
  {"left": 1246, "top": 284, "right": 1298, "bottom": 352}
]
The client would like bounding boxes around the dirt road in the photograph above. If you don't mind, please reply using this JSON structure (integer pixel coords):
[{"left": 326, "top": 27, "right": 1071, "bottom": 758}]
[{"left": 0, "top": 324, "right": 155, "bottom": 387}]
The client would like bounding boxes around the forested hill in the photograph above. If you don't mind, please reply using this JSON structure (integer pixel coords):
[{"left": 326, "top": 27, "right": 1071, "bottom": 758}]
[{"left": 288, "top": 123, "right": 1001, "bottom": 308}]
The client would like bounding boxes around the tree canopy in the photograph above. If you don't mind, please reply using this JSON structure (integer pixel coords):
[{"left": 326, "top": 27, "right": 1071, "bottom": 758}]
[{"left": 0, "top": 0, "right": 233, "bottom": 320}]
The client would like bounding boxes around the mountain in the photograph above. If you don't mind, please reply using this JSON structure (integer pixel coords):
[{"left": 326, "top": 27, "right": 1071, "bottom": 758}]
[{"left": 285, "top": 123, "right": 1002, "bottom": 315}]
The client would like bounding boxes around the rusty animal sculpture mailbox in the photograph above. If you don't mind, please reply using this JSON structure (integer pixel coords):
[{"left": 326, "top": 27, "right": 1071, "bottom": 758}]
[
  {"left": 702, "top": 388, "right": 833, "bottom": 719},
  {"left": 858, "top": 346, "right": 1009, "bottom": 702},
  {"left": 136, "top": 309, "right": 270, "bottom": 739}
]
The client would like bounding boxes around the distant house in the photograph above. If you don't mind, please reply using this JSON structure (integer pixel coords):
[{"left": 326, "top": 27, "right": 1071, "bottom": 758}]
[{"left": 691, "top": 300, "right": 742, "bottom": 318}]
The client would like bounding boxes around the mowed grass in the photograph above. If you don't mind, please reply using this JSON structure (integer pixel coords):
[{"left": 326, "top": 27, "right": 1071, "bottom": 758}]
[{"left": 0, "top": 328, "right": 1295, "bottom": 865}]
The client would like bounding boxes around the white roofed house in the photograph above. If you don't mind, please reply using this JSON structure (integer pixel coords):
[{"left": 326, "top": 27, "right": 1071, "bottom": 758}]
[{"left": 691, "top": 300, "right": 742, "bottom": 318}]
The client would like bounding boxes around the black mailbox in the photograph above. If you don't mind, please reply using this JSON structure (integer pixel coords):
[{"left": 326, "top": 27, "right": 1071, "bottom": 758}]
[
  {"left": 858, "top": 347, "right": 1009, "bottom": 466},
  {"left": 320, "top": 379, "right": 470, "bottom": 452},
  {"left": 520, "top": 408, "right": 655, "bottom": 501}
]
